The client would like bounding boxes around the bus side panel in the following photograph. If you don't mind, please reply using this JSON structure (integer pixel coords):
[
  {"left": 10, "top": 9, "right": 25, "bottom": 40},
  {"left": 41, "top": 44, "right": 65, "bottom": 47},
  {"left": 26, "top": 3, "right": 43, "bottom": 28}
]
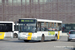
[
  {"left": 37, "top": 31, "right": 55, "bottom": 40},
  {"left": 0, "top": 32, "right": 5, "bottom": 39},
  {"left": 48, "top": 31, "right": 56, "bottom": 40},
  {"left": 4, "top": 32, "right": 13, "bottom": 38},
  {"left": 37, "top": 31, "right": 43, "bottom": 40},
  {"left": 37, "top": 31, "right": 54, "bottom": 40},
  {"left": 42, "top": 31, "right": 50, "bottom": 40}
]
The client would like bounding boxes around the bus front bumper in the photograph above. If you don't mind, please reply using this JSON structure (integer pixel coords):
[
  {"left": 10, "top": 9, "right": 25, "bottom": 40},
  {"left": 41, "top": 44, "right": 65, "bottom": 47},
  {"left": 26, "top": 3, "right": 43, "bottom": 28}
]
[{"left": 18, "top": 36, "right": 38, "bottom": 40}]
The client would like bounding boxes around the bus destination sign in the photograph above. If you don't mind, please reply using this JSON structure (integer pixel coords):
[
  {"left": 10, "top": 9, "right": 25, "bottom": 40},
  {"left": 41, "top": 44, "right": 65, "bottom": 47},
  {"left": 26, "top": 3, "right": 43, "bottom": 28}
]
[{"left": 19, "top": 19, "right": 36, "bottom": 23}]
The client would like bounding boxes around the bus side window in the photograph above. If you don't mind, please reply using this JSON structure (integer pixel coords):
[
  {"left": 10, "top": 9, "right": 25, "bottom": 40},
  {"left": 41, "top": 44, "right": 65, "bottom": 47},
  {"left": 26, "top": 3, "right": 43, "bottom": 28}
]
[
  {"left": 37, "top": 22, "right": 41, "bottom": 31},
  {"left": 41, "top": 27, "right": 44, "bottom": 31},
  {"left": 44, "top": 27, "right": 48, "bottom": 31},
  {"left": 37, "top": 27, "right": 41, "bottom": 31}
]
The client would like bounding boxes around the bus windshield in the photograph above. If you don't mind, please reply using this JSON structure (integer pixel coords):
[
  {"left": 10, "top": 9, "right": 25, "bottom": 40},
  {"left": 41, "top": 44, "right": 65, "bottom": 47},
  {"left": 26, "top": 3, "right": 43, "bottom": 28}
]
[
  {"left": 19, "top": 23, "right": 36, "bottom": 32},
  {"left": 0, "top": 23, "right": 12, "bottom": 32}
]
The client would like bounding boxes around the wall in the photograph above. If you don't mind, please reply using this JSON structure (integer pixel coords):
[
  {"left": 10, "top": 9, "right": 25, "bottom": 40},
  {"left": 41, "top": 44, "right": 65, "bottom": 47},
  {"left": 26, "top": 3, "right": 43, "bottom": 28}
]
[{"left": 0, "top": 0, "right": 75, "bottom": 23}]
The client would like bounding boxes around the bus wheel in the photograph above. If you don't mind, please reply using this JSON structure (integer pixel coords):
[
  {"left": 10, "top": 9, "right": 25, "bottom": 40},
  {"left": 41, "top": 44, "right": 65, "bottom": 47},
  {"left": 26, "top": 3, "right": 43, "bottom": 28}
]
[
  {"left": 54, "top": 35, "right": 57, "bottom": 41},
  {"left": 13, "top": 33, "right": 18, "bottom": 38},
  {"left": 68, "top": 38, "right": 71, "bottom": 41},
  {"left": 41, "top": 35, "right": 45, "bottom": 42},
  {"left": 24, "top": 40, "right": 30, "bottom": 42}
]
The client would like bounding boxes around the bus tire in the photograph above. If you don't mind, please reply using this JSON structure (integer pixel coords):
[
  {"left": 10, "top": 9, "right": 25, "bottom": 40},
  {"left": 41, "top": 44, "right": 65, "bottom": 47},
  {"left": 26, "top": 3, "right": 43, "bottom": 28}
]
[
  {"left": 68, "top": 38, "right": 71, "bottom": 41},
  {"left": 54, "top": 35, "right": 57, "bottom": 41},
  {"left": 41, "top": 35, "right": 45, "bottom": 42},
  {"left": 24, "top": 40, "right": 30, "bottom": 42},
  {"left": 13, "top": 33, "right": 18, "bottom": 38}
]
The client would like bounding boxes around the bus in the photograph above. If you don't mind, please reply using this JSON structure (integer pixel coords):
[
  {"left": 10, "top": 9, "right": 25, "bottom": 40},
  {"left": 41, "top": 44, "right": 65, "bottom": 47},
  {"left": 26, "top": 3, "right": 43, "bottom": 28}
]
[
  {"left": 13, "top": 23, "right": 19, "bottom": 38},
  {"left": 62, "top": 24, "right": 75, "bottom": 32},
  {"left": 0, "top": 21, "right": 14, "bottom": 39},
  {"left": 18, "top": 18, "right": 62, "bottom": 42}
]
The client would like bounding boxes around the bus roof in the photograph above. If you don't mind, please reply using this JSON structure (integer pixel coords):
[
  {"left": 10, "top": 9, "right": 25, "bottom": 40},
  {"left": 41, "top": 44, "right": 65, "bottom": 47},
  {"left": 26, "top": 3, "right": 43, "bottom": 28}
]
[
  {"left": 19, "top": 18, "right": 62, "bottom": 23},
  {"left": 37, "top": 19, "right": 62, "bottom": 23},
  {"left": 0, "top": 21, "right": 14, "bottom": 23}
]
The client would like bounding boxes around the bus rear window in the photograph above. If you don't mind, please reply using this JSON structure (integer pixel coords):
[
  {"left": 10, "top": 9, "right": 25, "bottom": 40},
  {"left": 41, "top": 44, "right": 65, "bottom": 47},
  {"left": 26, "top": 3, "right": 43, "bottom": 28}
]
[
  {"left": 0, "top": 23, "right": 12, "bottom": 32},
  {"left": 70, "top": 31, "right": 75, "bottom": 34}
]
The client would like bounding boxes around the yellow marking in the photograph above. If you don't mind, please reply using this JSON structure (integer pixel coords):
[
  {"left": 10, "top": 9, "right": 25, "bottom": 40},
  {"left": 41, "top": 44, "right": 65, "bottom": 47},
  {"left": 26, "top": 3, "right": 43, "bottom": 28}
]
[
  {"left": 0, "top": 32, "right": 5, "bottom": 39},
  {"left": 27, "top": 32, "right": 32, "bottom": 40},
  {"left": 57, "top": 31, "right": 60, "bottom": 39}
]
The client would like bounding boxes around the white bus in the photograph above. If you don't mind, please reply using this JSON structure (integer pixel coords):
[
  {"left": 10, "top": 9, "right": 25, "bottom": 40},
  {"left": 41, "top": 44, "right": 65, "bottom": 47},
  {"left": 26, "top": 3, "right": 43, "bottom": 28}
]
[
  {"left": 0, "top": 21, "right": 14, "bottom": 39},
  {"left": 18, "top": 18, "right": 62, "bottom": 42}
]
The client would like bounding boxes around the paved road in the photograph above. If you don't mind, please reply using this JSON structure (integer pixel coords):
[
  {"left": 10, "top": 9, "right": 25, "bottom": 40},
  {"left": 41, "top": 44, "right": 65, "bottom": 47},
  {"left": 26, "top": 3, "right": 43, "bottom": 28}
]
[{"left": 0, "top": 36, "right": 75, "bottom": 50}]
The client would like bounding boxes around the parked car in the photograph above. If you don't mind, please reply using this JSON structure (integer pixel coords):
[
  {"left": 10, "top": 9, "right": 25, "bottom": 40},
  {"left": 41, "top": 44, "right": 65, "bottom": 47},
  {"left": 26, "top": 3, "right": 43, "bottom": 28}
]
[{"left": 68, "top": 30, "right": 75, "bottom": 41}]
